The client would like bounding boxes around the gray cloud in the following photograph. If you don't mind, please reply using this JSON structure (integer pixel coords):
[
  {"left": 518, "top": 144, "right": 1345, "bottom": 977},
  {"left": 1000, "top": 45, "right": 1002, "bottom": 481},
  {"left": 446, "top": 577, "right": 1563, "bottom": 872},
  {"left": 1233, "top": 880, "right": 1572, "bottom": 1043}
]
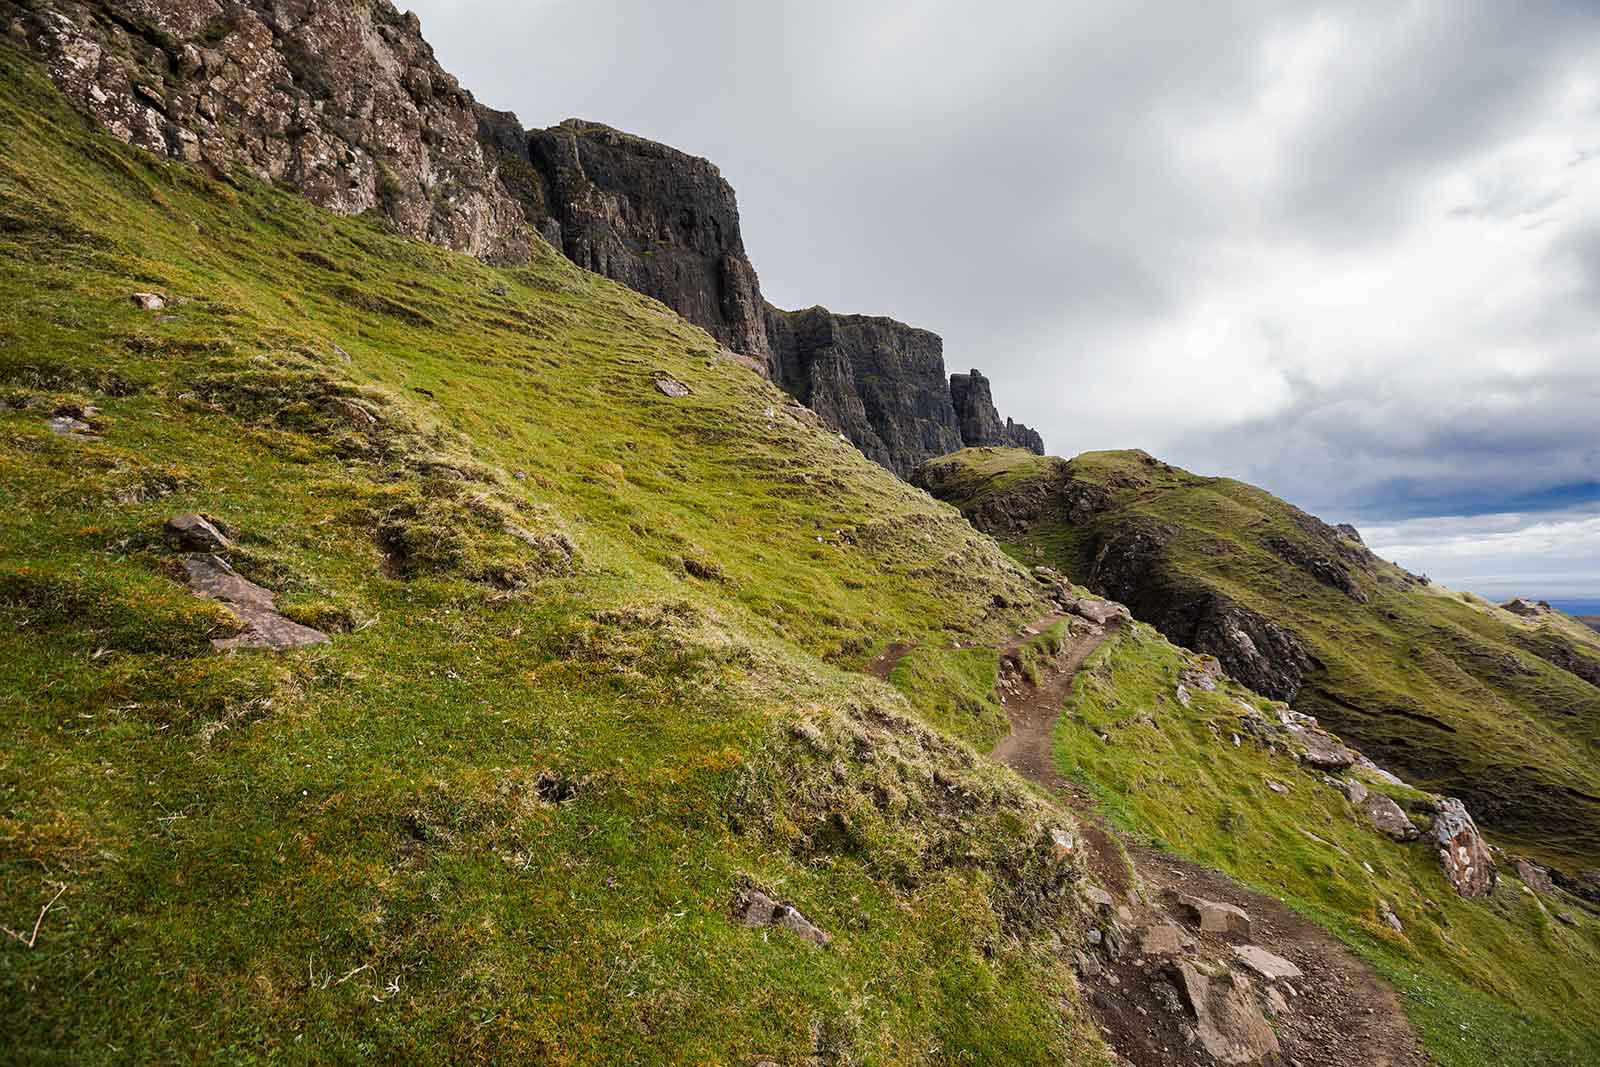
[{"left": 406, "top": 0, "right": 1600, "bottom": 600}]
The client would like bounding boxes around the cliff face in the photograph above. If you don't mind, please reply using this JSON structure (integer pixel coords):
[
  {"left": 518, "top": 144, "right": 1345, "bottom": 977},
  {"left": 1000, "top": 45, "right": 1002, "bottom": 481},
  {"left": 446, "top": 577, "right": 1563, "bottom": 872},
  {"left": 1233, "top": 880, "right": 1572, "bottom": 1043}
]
[
  {"left": 950, "top": 369, "right": 1044, "bottom": 454},
  {"left": 523, "top": 120, "right": 771, "bottom": 363},
  {"left": 764, "top": 306, "right": 965, "bottom": 477},
  {"left": 5, "top": 0, "right": 1042, "bottom": 475},
  {"left": 4, "top": 0, "right": 536, "bottom": 264}
]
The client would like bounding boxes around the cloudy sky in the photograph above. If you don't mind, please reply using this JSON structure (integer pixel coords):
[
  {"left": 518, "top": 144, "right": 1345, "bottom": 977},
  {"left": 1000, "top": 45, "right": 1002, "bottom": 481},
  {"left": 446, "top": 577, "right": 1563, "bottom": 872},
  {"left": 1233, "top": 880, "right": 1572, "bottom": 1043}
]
[{"left": 406, "top": 0, "right": 1600, "bottom": 607}]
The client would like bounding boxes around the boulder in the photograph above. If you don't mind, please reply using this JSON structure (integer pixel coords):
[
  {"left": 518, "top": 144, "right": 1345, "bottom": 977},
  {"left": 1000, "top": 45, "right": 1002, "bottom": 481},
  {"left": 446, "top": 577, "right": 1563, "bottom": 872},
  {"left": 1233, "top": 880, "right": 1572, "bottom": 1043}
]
[
  {"left": 1378, "top": 901, "right": 1403, "bottom": 933},
  {"left": 1360, "top": 793, "right": 1418, "bottom": 842},
  {"left": 46, "top": 414, "right": 95, "bottom": 439},
  {"left": 164, "top": 513, "right": 231, "bottom": 553},
  {"left": 1173, "top": 962, "right": 1281, "bottom": 1064},
  {"left": 130, "top": 292, "right": 165, "bottom": 311},
  {"left": 1231, "top": 945, "right": 1302, "bottom": 981},
  {"left": 1049, "top": 828, "right": 1076, "bottom": 862},
  {"left": 1083, "top": 885, "right": 1115, "bottom": 914},
  {"left": 1068, "top": 597, "right": 1131, "bottom": 627},
  {"left": 1139, "top": 924, "right": 1194, "bottom": 956},
  {"left": 1341, "top": 778, "right": 1368, "bottom": 805},
  {"left": 1431, "top": 797, "right": 1497, "bottom": 897},
  {"left": 1173, "top": 893, "right": 1252, "bottom": 937},
  {"left": 653, "top": 376, "right": 692, "bottom": 398}
]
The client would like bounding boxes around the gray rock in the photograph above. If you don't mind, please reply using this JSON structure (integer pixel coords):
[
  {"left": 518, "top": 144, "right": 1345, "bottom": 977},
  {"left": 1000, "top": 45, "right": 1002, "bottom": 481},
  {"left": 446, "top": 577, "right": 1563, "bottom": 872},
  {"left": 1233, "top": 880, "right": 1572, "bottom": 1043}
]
[
  {"left": 46, "top": 414, "right": 95, "bottom": 439},
  {"left": 1050, "top": 828, "right": 1076, "bottom": 862},
  {"left": 1140, "top": 924, "right": 1193, "bottom": 956},
  {"left": 182, "top": 556, "right": 329, "bottom": 652},
  {"left": 733, "top": 888, "right": 829, "bottom": 947},
  {"left": 130, "top": 292, "right": 165, "bottom": 311},
  {"left": 1378, "top": 901, "right": 1403, "bottom": 933},
  {"left": 1174, "top": 962, "right": 1281, "bottom": 1064},
  {"left": 1360, "top": 792, "right": 1419, "bottom": 842},
  {"left": 949, "top": 368, "right": 1043, "bottom": 453},
  {"left": 653, "top": 376, "right": 692, "bottom": 398},
  {"left": 1083, "top": 885, "right": 1115, "bottom": 913},
  {"left": 1231, "top": 945, "right": 1303, "bottom": 980},
  {"left": 1512, "top": 857, "right": 1556, "bottom": 896},
  {"left": 1265, "top": 779, "right": 1289, "bottom": 795},
  {"left": 1173, "top": 893, "right": 1252, "bottom": 937},
  {"left": 164, "top": 513, "right": 231, "bottom": 553},
  {"left": 1290, "top": 725, "right": 1359, "bottom": 770},
  {"left": 1431, "top": 797, "right": 1497, "bottom": 898},
  {"left": 1068, "top": 597, "right": 1132, "bottom": 627},
  {"left": 1342, "top": 778, "right": 1369, "bottom": 805}
]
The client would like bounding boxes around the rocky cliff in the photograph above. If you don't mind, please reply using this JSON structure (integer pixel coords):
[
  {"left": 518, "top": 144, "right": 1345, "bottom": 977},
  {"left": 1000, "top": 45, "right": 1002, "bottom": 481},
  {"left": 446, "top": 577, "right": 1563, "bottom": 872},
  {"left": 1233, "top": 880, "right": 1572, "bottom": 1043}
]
[
  {"left": 4, "top": 0, "right": 536, "bottom": 263},
  {"left": 950, "top": 368, "right": 1045, "bottom": 454},
  {"left": 3, "top": 0, "right": 1041, "bottom": 477}
]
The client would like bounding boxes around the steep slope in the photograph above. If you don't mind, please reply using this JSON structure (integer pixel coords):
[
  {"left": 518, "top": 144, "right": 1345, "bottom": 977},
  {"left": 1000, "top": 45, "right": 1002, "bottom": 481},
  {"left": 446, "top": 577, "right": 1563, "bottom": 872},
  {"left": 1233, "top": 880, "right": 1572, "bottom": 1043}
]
[
  {"left": 0, "top": 47, "right": 1108, "bottom": 1064},
  {"left": 916, "top": 448, "right": 1600, "bottom": 873},
  {"left": 1, "top": 0, "right": 1044, "bottom": 477}
]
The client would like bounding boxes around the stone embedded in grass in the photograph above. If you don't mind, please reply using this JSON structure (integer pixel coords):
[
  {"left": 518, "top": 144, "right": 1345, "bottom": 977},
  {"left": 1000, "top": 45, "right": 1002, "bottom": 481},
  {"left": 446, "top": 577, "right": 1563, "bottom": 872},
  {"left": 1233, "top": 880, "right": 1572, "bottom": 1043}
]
[
  {"left": 1431, "top": 796, "right": 1497, "bottom": 898},
  {"left": 130, "top": 291, "right": 166, "bottom": 310},
  {"left": 733, "top": 888, "right": 830, "bottom": 947},
  {"left": 182, "top": 555, "right": 329, "bottom": 652},
  {"left": 1083, "top": 884, "right": 1115, "bottom": 913},
  {"left": 653, "top": 375, "right": 691, "bottom": 398},
  {"left": 1341, "top": 777, "right": 1368, "bottom": 805},
  {"left": 1512, "top": 857, "right": 1556, "bottom": 896},
  {"left": 46, "top": 414, "right": 96, "bottom": 439},
  {"left": 1050, "top": 828, "right": 1076, "bottom": 862},
  {"left": 1265, "top": 779, "right": 1289, "bottom": 795},
  {"left": 1379, "top": 901, "right": 1404, "bottom": 933},
  {"left": 1231, "top": 944, "right": 1302, "bottom": 981},
  {"left": 1360, "top": 792, "right": 1418, "bottom": 841},
  {"left": 1288, "top": 724, "right": 1359, "bottom": 770},
  {"left": 164, "top": 513, "right": 231, "bottom": 552}
]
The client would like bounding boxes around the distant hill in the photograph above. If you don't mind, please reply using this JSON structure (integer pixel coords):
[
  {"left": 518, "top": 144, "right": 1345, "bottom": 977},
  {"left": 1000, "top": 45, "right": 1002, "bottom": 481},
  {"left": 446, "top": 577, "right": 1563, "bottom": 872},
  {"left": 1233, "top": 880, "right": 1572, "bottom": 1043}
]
[{"left": 917, "top": 447, "right": 1600, "bottom": 868}]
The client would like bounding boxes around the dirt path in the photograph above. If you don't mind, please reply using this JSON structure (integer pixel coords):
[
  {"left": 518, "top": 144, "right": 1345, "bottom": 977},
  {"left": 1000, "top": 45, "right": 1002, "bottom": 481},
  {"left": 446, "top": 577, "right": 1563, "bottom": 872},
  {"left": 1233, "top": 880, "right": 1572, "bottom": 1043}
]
[
  {"left": 865, "top": 641, "right": 917, "bottom": 681},
  {"left": 988, "top": 609, "right": 1426, "bottom": 1067}
]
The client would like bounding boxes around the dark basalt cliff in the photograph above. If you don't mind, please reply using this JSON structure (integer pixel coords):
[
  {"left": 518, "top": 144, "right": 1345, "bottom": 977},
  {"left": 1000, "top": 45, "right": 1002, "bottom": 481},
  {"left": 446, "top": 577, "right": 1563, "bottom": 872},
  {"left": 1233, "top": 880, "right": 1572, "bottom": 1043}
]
[
  {"left": 951, "top": 369, "right": 1045, "bottom": 454},
  {"left": 764, "top": 306, "right": 964, "bottom": 477},
  {"left": 5, "top": 0, "right": 1042, "bottom": 476}
]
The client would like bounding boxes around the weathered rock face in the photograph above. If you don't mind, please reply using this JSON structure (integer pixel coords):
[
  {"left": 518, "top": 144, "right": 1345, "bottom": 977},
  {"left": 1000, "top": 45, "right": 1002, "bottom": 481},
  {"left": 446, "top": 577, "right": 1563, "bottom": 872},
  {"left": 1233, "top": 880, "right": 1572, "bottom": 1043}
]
[
  {"left": 1083, "top": 521, "right": 1316, "bottom": 701},
  {"left": 949, "top": 369, "right": 1044, "bottom": 453},
  {"left": 10, "top": 0, "right": 1042, "bottom": 478},
  {"left": 524, "top": 120, "right": 771, "bottom": 363},
  {"left": 6, "top": 0, "right": 535, "bottom": 264},
  {"left": 764, "top": 305, "right": 965, "bottom": 477}
]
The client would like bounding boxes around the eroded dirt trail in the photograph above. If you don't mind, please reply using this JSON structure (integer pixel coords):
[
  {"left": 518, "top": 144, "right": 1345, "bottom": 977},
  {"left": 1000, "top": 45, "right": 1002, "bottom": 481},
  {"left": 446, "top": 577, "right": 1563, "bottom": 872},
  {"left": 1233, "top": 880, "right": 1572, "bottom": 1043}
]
[{"left": 989, "top": 610, "right": 1426, "bottom": 1067}]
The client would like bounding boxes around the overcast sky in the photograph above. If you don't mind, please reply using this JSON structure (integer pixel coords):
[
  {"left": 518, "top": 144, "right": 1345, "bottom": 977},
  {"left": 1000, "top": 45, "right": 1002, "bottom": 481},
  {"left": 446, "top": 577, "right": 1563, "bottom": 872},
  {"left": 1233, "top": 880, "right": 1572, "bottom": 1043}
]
[{"left": 406, "top": 0, "right": 1600, "bottom": 606}]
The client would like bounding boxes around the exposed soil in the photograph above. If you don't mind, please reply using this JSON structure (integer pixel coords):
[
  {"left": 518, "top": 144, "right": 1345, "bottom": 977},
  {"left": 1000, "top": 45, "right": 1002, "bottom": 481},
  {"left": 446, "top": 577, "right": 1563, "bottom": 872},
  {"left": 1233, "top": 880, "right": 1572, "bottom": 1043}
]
[
  {"left": 866, "top": 641, "right": 917, "bottom": 681},
  {"left": 988, "top": 611, "right": 1427, "bottom": 1067}
]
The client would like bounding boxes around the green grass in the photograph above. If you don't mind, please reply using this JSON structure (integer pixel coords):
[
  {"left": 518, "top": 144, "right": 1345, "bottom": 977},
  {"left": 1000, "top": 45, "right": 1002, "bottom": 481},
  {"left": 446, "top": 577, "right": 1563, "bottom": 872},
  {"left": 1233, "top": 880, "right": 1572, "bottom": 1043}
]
[
  {"left": 1055, "top": 624, "right": 1600, "bottom": 1066},
  {"left": 0, "top": 45, "right": 1109, "bottom": 1065},
  {"left": 921, "top": 447, "right": 1600, "bottom": 869}
]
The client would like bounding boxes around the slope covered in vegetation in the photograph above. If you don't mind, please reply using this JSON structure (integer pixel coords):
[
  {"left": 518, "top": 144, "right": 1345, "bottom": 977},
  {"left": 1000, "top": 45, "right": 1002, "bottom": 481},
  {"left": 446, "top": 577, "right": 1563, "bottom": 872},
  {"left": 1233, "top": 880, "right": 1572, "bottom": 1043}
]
[
  {"left": 1056, "top": 620, "right": 1600, "bottom": 1066},
  {"left": 0, "top": 47, "right": 1106, "bottom": 1064},
  {"left": 918, "top": 448, "right": 1600, "bottom": 870}
]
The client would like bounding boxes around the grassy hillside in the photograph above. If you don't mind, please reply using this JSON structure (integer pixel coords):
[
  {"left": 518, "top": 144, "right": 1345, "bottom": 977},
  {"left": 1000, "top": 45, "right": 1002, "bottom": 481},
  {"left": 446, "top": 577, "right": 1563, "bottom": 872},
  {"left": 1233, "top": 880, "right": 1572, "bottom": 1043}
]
[
  {"left": 0, "top": 46, "right": 1109, "bottom": 1064},
  {"left": 919, "top": 447, "right": 1600, "bottom": 870},
  {"left": 1055, "top": 621, "right": 1600, "bottom": 1066}
]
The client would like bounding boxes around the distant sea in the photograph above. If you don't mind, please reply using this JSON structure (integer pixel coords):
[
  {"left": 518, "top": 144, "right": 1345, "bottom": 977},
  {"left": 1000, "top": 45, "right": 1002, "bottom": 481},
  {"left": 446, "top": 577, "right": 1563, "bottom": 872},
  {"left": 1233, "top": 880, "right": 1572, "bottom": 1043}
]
[{"left": 1548, "top": 600, "right": 1600, "bottom": 618}]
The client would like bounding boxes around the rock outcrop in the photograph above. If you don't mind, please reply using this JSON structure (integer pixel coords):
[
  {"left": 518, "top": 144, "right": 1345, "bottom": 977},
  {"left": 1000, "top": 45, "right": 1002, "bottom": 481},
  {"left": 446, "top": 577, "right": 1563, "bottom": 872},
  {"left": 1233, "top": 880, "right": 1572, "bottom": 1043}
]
[
  {"left": 763, "top": 306, "right": 964, "bottom": 476},
  {"left": 950, "top": 369, "right": 1044, "bottom": 453},
  {"left": 523, "top": 120, "right": 772, "bottom": 362},
  {"left": 1430, "top": 796, "right": 1497, "bottom": 898},
  {"left": 5, "top": 0, "right": 1041, "bottom": 478},
  {"left": 6, "top": 0, "right": 536, "bottom": 264}
]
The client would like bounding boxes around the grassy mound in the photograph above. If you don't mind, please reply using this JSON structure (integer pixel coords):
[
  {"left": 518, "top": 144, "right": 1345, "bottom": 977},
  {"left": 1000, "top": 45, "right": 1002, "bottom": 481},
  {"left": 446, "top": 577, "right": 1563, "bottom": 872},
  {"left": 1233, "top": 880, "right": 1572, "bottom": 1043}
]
[
  {"left": 919, "top": 447, "right": 1600, "bottom": 869},
  {"left": 0, "top": 46, "right": 1105, "bottom": 1064}
]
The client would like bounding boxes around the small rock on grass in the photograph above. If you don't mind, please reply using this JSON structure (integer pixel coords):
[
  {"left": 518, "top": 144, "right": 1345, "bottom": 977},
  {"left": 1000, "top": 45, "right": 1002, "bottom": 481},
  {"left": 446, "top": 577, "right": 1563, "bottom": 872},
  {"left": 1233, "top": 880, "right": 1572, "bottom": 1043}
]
[
  {"left": 130, "top": 292, "right": 166, "bottom": 310},
  {"left": 654, "top": 375, "right": 692, "bottom": 398}
]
